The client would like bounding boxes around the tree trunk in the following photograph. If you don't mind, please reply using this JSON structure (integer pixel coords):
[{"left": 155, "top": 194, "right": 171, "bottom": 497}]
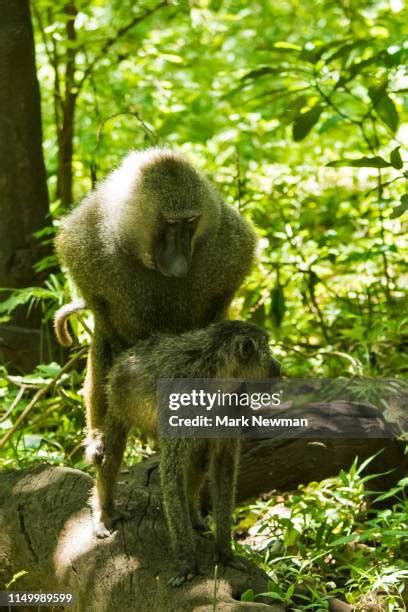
[
  {"left": 55, "top": 1, "right": 77, "bottom": 208},
  {"left": 0, "top": 0, "right": 53, "bottom": 372},
  {"left": 0, "top": 0, "right": 49, "bottom": 290},
  {"left": 56, "top": 101, "right": 75, "bottom": 207}
]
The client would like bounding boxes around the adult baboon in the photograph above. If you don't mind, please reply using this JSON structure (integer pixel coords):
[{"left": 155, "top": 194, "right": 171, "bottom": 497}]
[
  {"left": 96, "top": 320, "right": 280, "bottom": 586},
  {"left": 55, "top": 148, "right": 257, "bottom": 464}
]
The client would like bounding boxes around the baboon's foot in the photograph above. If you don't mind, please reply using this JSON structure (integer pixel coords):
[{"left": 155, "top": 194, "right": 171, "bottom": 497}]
[
  {"left": 216, "top": 549, "right": 247, "bottom": 572},
  {"left": 168, "top": 559, "right": 198, "bottom": 587},
  {"left": 93, "top": 508, "right": 131, "bottom": 539},
  {"left": 94, "top": 519, "right": 113, "bottom": 539},
  {"left": 85, "top": 430, "right": 105, "bottom": 465}
]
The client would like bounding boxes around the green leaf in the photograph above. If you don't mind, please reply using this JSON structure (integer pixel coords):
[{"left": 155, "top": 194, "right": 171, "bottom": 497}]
[
  {"left": 315, "top": 521, "right": 327, "bottom": 548},
  {"left": 374, "top": 487, "right": 404, "bottom": 502},
  {"left": 282, "top": 95, "right": 308, "bottom": 125},
  {"left": 368, "top": 79, "right": 399, "bottom": 132},
  {"left": 273, "top": 41, "right": 301, "bottom": 51},
  {"left": 284, "top": 525, "right": 301, "bottom": 546},
  {"left": 0, "top": 286, "right": 58, "bottom": 314},
  {"left": 390, "top": 147, "right": 403, "bottom": 170},
  {"left": 318, "top": 114, "right": 343, "bottom": 133},
  {"left": 265, "top": 592, "right": 285, "bottom": 602},
  {"left": 368, "top": 78, "right": 388, "bottom": 106},
  {"left": 285, "top": 584, "right": 295, "bottom": 602},
  {"left": 390, "top": 194, "right": 408, "bottom": 219},
  {"left": 249, "top": 302, "right": 266, "bottom": 326},
  {"left": 326, "top": 41, "right": 356, "bottom": 63},
  {"left": 160, "top": 53, "right": 183, "bottom": 64},
  {"left": 241, "top": 589, "right": 255, "bottom": 602},
  {"left": 327, "top": 156, "right": 392, "bottom": 168},
  {"left": 271, "top": 285, "right": 286, "bottom": 327},
  {"left": 376, "top": 93, "right": 399, "bottom": 132},
  {"left": 241, "top": 66, "right": 281, "bottom": 81},
  {"left": 209, "top": 0, "right": 222, "bottom": 10},
  {"left": 5, "top": 570, "right": 29, "bottom": 589},
  {"left": 292, "top": 103, "right": 323, "bottom": 142},
  {"left": 300, "top": 39, "right": 348, "bottom": 64},
  {"left": 384, "top": 47, "right": 408, "bottom": 67},
  {"left": 36, "top": 362, "right": 62, "bottom": 378}
]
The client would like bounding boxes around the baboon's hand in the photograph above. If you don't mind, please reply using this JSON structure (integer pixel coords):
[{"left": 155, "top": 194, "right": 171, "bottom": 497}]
[
  {"left": 168, "top": 559, "right": 198, "bottom": 587},
  {"left": 85, "top": 430, "right": 105, "bottom": 465}
]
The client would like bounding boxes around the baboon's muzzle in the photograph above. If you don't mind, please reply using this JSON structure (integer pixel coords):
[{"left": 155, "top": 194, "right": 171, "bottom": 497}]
[{"left": 155, "top": 222, "right": 192, "bottom": 278}]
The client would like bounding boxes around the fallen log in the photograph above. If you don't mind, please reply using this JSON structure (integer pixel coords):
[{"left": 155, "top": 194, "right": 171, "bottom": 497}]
[{"left": 238, "top": 436, "right": 407, "bottom": 501}]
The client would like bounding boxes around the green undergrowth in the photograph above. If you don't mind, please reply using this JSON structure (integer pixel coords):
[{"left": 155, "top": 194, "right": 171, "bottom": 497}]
[{"left": 236, "top": 455, "right": 408, "bottom": 610}]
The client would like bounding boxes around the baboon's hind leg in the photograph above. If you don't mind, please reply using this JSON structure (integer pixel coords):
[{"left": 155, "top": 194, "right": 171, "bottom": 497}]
[
  {"left": 210, "top": 439, "right": 246, "bottom": 571},
  {"left": 187, "top": 440, "right": 209, "bottom": 534},
  {"left": 160, "top": 440, "right": 198, "bottom": 587},
  {"left": 92, "top": 415, "right": 130, "bottom": 538},
  {"left": 83, "top": 329, "right": 112, "bottom": 465}
]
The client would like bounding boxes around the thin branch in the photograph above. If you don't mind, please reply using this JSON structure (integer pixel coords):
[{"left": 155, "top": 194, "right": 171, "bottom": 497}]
[
  {"left": 31, "top": 3, "right": 54, "bottom": 66},
  {"left": 377, "top": 169, "right": 393, "bottom": 303},
  {"left": 64, "top": 0, "right": 78, "bottom": 104},
  {"left": 279, "top": 208, "right": 331, "bottom": 342},
  {"left": 315, "top": 78, "right": 378, "bottom": 152},
  {"left": 90, "top": 110, "right": 157, "bottom": 185},
  {"left": 75, "top": 1, "right": 169, "bottom": 95},
  {"left": 239, "top": 85, "right": 312, "bottom": 106},
  {"left": 0, "top": 348, "right": 87, "bottom": 450},
  {"left": 0, "top": 386, "right": 27, "bottom": 424},
  {"left": 234, "top": 147, "right": 242, "bottom": 211},
  {"left": 77, "top": 313, "right": 93, "bottom": 340},
  {"left": 32, "top": 4, "right": 63, "bottom": 133},
  {"left": 307, "top": 271, "right": 331, "bottom": 343}
]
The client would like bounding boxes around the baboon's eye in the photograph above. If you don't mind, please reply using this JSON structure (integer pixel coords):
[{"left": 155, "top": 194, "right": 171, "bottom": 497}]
[{"left": 166, "top": 216, "right": 199, "bottom": 225}]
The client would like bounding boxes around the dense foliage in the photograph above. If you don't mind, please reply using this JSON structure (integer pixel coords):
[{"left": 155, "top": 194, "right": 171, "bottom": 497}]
[
  {"left": 31, "top": 0, "right": 408, "bottom": 376},
  {"left": 237, "top": 458, "right": 408, "bottom": 609}
]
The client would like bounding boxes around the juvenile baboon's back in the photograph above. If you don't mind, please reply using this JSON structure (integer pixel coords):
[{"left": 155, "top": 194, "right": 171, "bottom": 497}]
[{"left": 107, "top": 320, "right": 278, "bottom": 440}]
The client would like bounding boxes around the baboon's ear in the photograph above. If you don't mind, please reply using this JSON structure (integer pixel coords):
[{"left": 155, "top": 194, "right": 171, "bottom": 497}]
[{"left": 237, "top": 336, "right": 257, "bottom": 361}]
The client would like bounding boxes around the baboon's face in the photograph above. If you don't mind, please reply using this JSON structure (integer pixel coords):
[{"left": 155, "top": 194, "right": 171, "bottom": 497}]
[
  {"left": 154, "top": 213, "right": 202, "bottom": 278},
  {"left": 234, "top": 333, "right": 280, "bottom": 379},
  {"left": 217, "top": 322, "right": 281, "bottom": 379},
  {"left": 137, "top": 158, "right": 211, "bottom": 278}
]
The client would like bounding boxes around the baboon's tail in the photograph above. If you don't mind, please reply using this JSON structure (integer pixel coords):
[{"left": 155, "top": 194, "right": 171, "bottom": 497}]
[{"left": 54, "top": 299, "right": 87, "bottom": 347}]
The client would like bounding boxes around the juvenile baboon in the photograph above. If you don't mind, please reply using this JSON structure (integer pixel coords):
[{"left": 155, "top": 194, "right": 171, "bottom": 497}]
[
  {"left": 55, "top": 148, "right": 257, "bottom": 465},
  {"left": 96, "top": 320, "right": 280, "bottom": 586}
]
